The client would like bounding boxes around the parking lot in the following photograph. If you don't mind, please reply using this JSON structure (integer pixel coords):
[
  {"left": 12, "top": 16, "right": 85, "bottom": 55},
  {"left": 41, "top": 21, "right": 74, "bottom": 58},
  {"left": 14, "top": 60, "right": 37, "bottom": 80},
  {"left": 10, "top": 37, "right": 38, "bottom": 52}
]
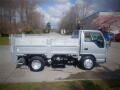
[{"left": 0, "top": 42, "right": 120, "bottom": 83}]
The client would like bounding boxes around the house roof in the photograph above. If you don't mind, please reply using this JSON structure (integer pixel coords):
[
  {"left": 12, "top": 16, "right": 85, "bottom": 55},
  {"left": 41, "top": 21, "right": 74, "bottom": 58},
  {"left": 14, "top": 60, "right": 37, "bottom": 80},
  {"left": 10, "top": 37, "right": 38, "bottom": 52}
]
[{"left": 99, "top": 12, "right": 120, "bottom": 16}]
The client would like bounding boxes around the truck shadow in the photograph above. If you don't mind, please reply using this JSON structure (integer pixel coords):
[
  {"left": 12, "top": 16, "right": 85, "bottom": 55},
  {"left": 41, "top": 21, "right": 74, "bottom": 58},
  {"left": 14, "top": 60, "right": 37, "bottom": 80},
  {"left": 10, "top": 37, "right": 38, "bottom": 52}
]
[{"left": 66, "top": 64, "right": 120, "bottom": 80}]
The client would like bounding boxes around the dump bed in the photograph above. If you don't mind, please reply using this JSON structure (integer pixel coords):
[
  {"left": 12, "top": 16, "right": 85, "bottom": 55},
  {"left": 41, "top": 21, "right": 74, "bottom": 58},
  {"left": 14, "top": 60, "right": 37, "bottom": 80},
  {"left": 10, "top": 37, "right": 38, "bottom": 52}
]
[{"left": 11, "top": 33, "right": 80, "bottom": 57}]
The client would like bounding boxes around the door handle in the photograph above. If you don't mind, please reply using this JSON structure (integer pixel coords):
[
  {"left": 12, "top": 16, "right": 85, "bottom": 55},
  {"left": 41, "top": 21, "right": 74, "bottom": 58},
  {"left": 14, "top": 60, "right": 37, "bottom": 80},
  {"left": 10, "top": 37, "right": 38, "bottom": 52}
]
[{"left": 84, "top": 48, "right": 88, "bottom": 50}]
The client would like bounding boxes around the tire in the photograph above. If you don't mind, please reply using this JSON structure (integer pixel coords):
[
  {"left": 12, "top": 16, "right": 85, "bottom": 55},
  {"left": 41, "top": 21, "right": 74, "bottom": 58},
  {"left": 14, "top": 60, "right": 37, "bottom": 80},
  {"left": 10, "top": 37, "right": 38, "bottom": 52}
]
[
  {"left": 81, "top": 56, "right": 95, "bottom": 70},
  {"left": 29, "top": 56, "right": 45, "bottom": 72}
]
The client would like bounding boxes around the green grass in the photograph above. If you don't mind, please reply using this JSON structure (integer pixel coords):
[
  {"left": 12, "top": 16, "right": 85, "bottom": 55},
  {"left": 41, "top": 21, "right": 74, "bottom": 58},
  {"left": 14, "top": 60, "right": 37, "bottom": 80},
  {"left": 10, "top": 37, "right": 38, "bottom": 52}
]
[
  {"left": 0, "top": 37, "right": 9, "bottom": 45},
  {"left": 0, "top": 80, "right": 120, "bottom": 90}
]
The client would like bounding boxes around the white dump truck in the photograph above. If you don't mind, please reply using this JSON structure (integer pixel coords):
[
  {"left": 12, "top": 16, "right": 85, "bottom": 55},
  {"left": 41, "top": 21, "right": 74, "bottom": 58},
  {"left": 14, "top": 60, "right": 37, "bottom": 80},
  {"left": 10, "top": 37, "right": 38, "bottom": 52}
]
[{"left": 10, "top": 30, "right": 107, "bottom": 72}]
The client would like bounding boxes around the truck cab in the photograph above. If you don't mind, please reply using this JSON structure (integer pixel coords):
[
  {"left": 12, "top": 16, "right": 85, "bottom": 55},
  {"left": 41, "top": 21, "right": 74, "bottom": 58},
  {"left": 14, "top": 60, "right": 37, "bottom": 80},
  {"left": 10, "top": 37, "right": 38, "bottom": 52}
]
[
  {"left": 81, "top": 30, "right": 106, "bottom": 62},
  {"left": 71, "top": 30, "right": 107, "bottom": 70}
]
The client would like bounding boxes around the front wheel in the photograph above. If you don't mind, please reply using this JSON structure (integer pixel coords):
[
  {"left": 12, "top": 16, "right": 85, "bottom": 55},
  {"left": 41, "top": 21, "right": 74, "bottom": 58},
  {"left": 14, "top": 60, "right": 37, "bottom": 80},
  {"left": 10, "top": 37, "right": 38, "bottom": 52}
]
[
  {"left": 29, "top": 56, "right": 45, "bottom": 72},
  {"left": 81, "top": 56, "right": 95, "bottom": 70}
]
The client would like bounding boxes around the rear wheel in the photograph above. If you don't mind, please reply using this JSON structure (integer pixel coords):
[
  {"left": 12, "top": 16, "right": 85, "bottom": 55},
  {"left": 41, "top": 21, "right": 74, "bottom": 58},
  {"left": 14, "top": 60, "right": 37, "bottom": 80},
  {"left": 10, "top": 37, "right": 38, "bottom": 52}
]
[
  {"left": 81, "top": 56, "right": 95, "bottom": 70},
  {"left": 29, "top": 56, "right": 45, "bottom": 72}
]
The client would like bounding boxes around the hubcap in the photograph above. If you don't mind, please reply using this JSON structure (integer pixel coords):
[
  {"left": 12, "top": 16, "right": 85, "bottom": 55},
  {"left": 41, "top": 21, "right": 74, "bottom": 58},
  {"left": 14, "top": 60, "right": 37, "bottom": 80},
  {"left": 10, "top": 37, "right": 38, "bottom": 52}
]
[
  {"left": 84, "top": 59, "right": 93, "bottom": 69},
  {"left": 31, "top": 60, "right": 41, "bottom": 70}
]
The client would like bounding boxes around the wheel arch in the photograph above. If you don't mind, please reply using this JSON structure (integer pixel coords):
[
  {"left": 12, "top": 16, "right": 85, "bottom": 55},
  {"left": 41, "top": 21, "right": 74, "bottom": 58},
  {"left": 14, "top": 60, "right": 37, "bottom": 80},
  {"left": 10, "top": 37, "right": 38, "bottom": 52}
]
[
  {"left": 80, "top": 54, "right": 96, "bottom": 61},
  {"left": 24, "top": 54, "right": 47, "bottom": 65}
]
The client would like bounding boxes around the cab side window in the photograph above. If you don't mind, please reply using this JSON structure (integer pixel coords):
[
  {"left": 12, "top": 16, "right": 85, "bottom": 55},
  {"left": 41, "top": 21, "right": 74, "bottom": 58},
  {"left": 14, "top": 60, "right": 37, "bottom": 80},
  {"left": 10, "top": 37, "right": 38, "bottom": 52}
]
[
  {"left": 84, "top": 32, "right": 92, "bottom": 42},
  {"left": 91, "top": 32, "right": 104, "bottom": 48},
  {"left": 84, "top": 32, "right": 104, "bottom": 48}
]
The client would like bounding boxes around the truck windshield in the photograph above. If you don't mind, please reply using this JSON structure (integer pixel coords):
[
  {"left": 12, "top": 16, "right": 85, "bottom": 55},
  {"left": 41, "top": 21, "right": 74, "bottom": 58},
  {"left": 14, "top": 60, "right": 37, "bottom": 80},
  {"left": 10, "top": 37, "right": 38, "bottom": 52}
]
[{"left": 84, "top": 32, "right": 104, "bottom": 48}]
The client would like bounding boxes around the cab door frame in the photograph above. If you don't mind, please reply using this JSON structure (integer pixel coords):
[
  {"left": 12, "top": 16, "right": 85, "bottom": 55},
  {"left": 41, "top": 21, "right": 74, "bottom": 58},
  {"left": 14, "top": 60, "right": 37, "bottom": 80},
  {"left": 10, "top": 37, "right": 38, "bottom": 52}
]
[{"left": 80, "top": 30, "right": 107, "bottom": 63}]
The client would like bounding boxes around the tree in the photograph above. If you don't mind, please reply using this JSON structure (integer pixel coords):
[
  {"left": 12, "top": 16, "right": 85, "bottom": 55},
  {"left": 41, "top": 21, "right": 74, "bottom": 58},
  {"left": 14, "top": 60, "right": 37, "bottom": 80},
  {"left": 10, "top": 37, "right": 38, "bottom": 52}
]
[
  {"left": 59, "top": 7, "right": 76, "bottom": 34},
  {"left": 30, "top": 11, "right": 44, "bottom": 30},
  {"left": 0, "top": 0, "right": 18, "bottom": 34},
  {"left": 59, "top": 1, "right": 93, "bottom": 34},
  {"left": 22, "top": 26, "right": 34, "bottom": 34},
  {"left": 16, "top": 0, "right": 44, "bottom": 31},
  {"left": 92, "top": 15, "right": 120, "bottom": 32},
  {"left": 0, "top": 0, "right": 44, "bottom": 34}
]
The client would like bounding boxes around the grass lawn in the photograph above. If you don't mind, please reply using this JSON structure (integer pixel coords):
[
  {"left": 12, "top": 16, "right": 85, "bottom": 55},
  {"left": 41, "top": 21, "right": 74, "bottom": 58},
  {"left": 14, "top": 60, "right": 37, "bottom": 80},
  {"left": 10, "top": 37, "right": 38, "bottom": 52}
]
[
  {"left": 0, "top": 37, "right": 9, "bottom": 45},
  {"left": 0, "top": 80, "right": 120, "bottom": 90}
]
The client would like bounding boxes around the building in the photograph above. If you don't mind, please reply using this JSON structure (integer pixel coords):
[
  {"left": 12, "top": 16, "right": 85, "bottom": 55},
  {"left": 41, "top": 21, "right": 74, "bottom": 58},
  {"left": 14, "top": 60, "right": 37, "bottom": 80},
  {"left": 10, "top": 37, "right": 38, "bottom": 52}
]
[{"left": 83, "top": 12, "right": 120, "bottom": 34}]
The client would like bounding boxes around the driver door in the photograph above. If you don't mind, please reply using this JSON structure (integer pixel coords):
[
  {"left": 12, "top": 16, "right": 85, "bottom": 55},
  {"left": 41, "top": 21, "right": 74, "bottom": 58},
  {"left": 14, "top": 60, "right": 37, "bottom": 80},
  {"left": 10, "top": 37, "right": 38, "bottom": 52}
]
[{"left": 81, "top": 31, "right": 107, "bottom": 62}]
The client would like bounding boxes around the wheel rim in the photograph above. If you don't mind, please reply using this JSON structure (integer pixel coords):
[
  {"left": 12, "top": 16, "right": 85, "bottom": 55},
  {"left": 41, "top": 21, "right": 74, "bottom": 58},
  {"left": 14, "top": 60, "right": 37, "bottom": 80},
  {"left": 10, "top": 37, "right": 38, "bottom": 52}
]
[
  {"left": 84, "top": 59, "right": 93, "bottom": 69},
  {"left": 31, "top": 60, "right": 41, "bottom": 70}
]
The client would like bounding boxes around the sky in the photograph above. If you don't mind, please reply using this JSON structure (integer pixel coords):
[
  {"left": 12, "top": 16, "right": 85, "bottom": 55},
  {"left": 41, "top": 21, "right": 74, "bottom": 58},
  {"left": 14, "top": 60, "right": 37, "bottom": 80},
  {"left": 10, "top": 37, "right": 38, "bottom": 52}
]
[{"left": 36, "top": 0, "right": 120, "bottom": 29}]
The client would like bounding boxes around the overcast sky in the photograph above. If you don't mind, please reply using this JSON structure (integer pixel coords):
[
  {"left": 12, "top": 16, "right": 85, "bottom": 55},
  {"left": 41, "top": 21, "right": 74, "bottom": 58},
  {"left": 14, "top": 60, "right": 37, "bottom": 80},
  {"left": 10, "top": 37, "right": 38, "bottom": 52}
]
[{"left": 36, "top": 0, "right": 120, "bottom": 29}]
